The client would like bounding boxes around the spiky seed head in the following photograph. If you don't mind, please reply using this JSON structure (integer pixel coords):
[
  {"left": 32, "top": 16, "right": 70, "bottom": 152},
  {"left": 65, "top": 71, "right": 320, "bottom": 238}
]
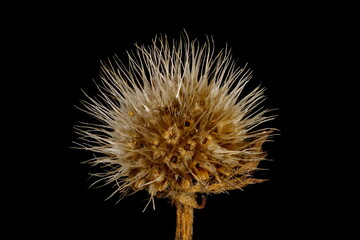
[{"left": 76, "top": 34, "right": 276, "bottom": 210}]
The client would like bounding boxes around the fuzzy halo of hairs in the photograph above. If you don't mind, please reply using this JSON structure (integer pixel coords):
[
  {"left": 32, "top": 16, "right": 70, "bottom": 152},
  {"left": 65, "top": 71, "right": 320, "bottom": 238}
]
[{"left": 76, "top": 33, "right": 277, "bottom": 211}]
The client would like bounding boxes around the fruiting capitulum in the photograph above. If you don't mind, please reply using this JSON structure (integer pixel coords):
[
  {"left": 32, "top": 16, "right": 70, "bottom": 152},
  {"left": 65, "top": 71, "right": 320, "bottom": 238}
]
[{"left": 76, "top": 34, "right": 276, "bottom": 219}]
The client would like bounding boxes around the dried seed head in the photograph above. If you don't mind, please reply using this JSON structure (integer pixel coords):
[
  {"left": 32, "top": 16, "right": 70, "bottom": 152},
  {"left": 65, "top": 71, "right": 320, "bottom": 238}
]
[{"left": 76, "top": 33, "right": 277, "bottom": 210}]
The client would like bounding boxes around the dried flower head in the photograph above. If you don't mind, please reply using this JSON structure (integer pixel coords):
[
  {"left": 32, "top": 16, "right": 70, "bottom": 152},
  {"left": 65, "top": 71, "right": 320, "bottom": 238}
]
[{"left": 77, "top": 34, "right": 276, "bottom": 213}]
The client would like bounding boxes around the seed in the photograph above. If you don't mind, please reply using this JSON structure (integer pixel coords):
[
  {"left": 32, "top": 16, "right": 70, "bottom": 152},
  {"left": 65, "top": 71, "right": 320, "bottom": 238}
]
[
  {"left": 197, "top": 168, "right": 209, "bottom": 181},
  {"left": 217, "top": 166, "right": 231, "bottom": 176},
  {"left": 157, "top": 179, "right": 168, "bottom": 192},
  {"left": 181, "top": 176, "right": 192, "bottom": 189}
]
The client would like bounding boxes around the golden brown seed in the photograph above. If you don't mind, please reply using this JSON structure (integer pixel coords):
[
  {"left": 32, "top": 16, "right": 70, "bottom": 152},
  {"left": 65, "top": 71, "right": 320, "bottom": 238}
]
[
  {"left": 157, "top": 179, "right": 168, "bottom": 192},
  {"left": 217, "top": 166, "right": 231, "bottom": 176},
  {"left": 134, "top": 178, "right": 146, "bottom": 190},
  {"left": 192, "top": 152, "right": 207, "bottom": 164},
  {"left": 181, "top": 176, "right": 192, "bottom": 189},
  {"left": 197, "top": 167, "right": 209, "bottom": 181}
]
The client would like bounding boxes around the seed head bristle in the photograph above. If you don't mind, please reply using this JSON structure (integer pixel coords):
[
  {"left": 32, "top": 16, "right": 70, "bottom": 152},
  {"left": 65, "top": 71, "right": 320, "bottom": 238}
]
[{"left": 76, "top": 33, "right": 277, "bottom": 209}]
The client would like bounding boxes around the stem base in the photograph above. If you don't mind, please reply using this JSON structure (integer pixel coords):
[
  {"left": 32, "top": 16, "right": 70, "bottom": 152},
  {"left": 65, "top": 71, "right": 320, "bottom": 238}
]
[{"left": 175, "top": 203, "right": 194, "bottom": 240}]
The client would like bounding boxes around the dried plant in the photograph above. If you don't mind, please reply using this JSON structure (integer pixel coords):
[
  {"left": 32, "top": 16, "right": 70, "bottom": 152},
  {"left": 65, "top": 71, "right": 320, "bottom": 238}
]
[{"left": 76, "top": 33, "right": 277, "bottom": 240}]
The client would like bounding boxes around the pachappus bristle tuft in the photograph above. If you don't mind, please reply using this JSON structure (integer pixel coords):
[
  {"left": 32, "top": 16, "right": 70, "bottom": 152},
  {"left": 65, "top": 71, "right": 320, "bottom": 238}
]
[{"left": 76, "top": 33, "right": 277, "bottom": 212}]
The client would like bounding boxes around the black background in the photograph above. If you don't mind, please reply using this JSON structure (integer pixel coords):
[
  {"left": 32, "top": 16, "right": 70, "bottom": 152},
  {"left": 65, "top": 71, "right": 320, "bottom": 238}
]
[{"left": 12, "top": 3, "right": 351, "bottom": 239}]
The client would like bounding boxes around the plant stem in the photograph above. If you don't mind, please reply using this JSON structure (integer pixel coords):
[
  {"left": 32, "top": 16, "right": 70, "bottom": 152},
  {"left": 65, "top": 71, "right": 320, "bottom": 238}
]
[{"left": 175, "top": 203, "right": 194, "bottom": 240}]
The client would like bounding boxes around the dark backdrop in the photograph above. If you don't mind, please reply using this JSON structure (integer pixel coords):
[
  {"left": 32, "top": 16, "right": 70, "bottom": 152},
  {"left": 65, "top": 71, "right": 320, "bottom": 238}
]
[{"left": 16, "top": 4, "right": 345, "bottom": 239}]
